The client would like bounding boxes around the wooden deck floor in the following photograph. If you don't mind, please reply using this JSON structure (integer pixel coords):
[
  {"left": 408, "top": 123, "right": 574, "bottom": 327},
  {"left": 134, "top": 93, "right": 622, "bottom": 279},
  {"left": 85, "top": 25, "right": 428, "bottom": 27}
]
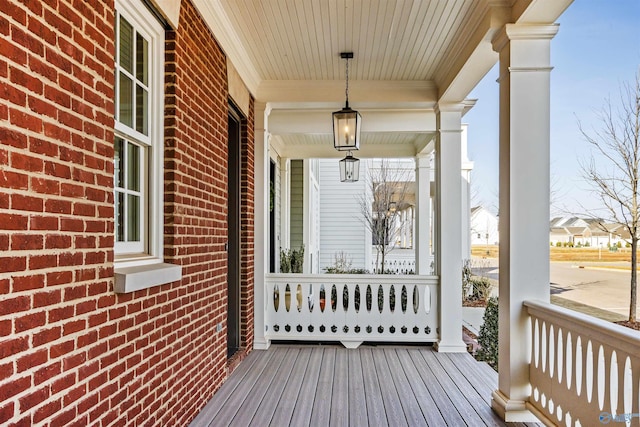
[{"left": 190, "top": 345, "right": 540, "bottom": 427}]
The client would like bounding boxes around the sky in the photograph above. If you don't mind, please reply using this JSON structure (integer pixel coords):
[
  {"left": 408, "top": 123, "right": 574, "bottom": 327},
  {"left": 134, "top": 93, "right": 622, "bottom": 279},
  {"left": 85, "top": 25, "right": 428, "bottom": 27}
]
[{"left": 464, "top": 0, "right": 640, "bottom": 218}]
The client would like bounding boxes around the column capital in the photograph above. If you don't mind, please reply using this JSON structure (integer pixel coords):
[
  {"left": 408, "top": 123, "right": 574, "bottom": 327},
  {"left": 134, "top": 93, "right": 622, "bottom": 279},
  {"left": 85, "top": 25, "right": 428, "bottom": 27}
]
[
  {"left": 492, "top": 23, "right": 559, "bottom": 53},
  {"left": 434, "top": 101, "right": 466, "bottom": 115},
  {"left": 415, "top": 154, "right": 432, "bottom": 169}
]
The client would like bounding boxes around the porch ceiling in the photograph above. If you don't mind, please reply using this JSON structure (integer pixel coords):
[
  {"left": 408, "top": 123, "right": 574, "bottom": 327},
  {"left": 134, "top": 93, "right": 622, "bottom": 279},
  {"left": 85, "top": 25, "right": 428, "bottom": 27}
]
[{"left": 192, "top": 0, "right": 573, "bottom": 155}]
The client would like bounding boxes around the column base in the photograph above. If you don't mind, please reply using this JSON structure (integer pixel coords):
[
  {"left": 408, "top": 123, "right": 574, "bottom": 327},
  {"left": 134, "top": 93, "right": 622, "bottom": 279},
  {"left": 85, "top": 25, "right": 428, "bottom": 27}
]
[
  {"left": 253, "top": 338, "right": 271, "bottom": 350},
  {"left": 434, "top": 339, "right": 467, "bottom": 353},
  {"left": 491, "top": 390, "right": 542, "bottom": 423}
]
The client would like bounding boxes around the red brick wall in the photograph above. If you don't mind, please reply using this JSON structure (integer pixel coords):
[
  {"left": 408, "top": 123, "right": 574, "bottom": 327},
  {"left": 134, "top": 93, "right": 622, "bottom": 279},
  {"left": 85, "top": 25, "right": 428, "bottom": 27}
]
[{"left": 0, "top": 0, "right": 254, "bottom": 425}]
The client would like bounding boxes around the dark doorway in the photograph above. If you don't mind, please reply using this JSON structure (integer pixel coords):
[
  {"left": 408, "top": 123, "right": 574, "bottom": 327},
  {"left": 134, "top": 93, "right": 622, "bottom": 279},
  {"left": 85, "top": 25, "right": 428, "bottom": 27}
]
[
  {"left": 227, "top": 105, "right": 242, "bottom": 358},
  {"left": 269, "top": 160, "right": 276, "bottom": 273}
]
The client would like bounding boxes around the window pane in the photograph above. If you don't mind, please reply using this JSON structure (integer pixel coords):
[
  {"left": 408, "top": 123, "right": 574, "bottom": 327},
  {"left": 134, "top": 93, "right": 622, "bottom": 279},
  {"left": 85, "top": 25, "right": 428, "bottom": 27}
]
[
  {"left": 119, "top": 17, "right": 133, "bottom": 73},
  {"left": 119, "top": 73, "right": 133, "bottom": 127},
  {"left": 136, "top": 84, "right": 148, "bottom": 135},
  {"left": 127, "top": 143, "right": 140, "bottom": 191},
  {"left": 114, "top": 137, "right": 124, "bottom": 188},
  {"left": 136, "top": 33, "right": 148, "bottom": 85},
  {"left": 127, "top": 194, "right": 140, "bottom": 241},
  {"left": 116, "top": 192, "right": 125, "bottom": 242}
]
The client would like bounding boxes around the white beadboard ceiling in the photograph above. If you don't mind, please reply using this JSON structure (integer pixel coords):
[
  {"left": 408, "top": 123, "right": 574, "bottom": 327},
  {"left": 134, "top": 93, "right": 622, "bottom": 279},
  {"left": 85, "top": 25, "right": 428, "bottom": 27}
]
[
  {"left": 220, "top": 0, "right": 486, "bottom": 82},
  {"left": 194, "top": 0, "right": 573, "bottom": 157}
]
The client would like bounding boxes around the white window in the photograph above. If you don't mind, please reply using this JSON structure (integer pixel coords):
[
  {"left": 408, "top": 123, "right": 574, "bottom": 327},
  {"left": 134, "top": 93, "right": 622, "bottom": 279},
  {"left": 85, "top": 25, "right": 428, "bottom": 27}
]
[
  {"left": 114, "top": 0, "right": 162, "bottom": 261},
  {"left": 113, "top": 0, "right": 181, "bottom": 292}
]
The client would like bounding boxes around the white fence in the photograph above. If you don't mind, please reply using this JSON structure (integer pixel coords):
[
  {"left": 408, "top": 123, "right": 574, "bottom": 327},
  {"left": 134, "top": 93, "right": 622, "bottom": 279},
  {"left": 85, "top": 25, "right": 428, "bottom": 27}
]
[
  {"left": 525, "top": 300, "right": 640, "bottom": 427},
  {"left": 265, "top": 274, "right": 439, "bottom": 348}
]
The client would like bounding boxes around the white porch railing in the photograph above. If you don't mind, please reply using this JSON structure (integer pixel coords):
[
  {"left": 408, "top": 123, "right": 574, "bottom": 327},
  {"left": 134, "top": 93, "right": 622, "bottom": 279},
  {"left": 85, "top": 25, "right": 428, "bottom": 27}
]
[
  {"left": 265, "top": 274, "right": 439, "bottom": 347},
  {"left": 525, "top": 300, "right": 640, "bottom": 427}
]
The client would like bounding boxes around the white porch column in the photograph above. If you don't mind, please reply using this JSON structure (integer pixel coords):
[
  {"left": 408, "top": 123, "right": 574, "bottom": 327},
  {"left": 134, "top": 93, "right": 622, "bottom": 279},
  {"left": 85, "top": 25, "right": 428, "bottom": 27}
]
[
  {"left": 415, "top": 154, "right": 431, "bottom": 275},
  {"left": 491, "top": 24, "right": 558, "bottom": 421},
  {"left": 461, "top": 124, "right": 473, "bottom": 259},
  {"left": 253, "top": 102, "right": 271, "bottom": 350},
  {"left": 434, "top": 103, "right": 466, "bottom": 353}
]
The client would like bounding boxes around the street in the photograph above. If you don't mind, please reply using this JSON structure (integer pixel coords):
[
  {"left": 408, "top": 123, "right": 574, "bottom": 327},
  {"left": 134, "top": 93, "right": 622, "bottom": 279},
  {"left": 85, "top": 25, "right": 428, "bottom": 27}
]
[
  {"left": 550, "top": 262, "right": 635, "bottom": 318},
  {"left": 472, "top": 261, "right": 637, "bottom": 318}
]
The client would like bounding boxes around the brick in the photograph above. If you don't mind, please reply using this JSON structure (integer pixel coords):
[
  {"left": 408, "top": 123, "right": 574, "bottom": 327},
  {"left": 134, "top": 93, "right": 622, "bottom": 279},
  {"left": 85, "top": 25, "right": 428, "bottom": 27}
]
[
  {"left": 29, "top": 254, "right": 57, "bottom": 270},
  {"left": 0, "top": 336, "right": 29, "bottom": 358},
  {"left": 34, "top": 362, "right": 61, "bottom": 386},
  {"left": 19, "top": 386, "right": 50, "bottom": 412},
  {"left": 14, "top": 311, "right": 46, "bottom": 333},
  {"left": 33, "top": 398, "right": 61, "bottom": 424},
  {"left": 0, "top": 256, "right": 26, "bottom": 273},
  {"left": 0, "top": 213, "right": 29, "bottom": 230},
  {"left": 34, "top": 178, "right": 61, "bottom": 196},
  {"left": 33, "top": 326, "right": 62, "bottom": 346},
  {"left": 33, "top": 289, "right": 62, "bottom": 308},
  {"left": 0, "top": 375, "right": 30, "bottom": 400},
  {"left": 0, "top": 401, "right": 14, "bottom": 425},
  {"left": 11, "top": 194, "right": 44, "bottom": 212},
  {"left": 30, "top": 215, "right": 58, "bottom": 230},
  {"left": 16, "top": 348, "right": 48, "bottom": 373},
  {"left": 10, "top": 65, "right": 44, "bottom": 94},
  {"left": 12, "top": 273, "right": 44, "bottom": 292},
  {"left": 0, "top": 81, "right": 27, "bottom": 106},
  {"left": 10, "top": 151, "right": 44, "bottom": 172},
  {"left": 49, "top": 305, "right": 74, "bottom": 323},
  {"left": 46, "top": 270, "right": 73, "bottom": 286},
  {"left": 44, "top": 199, "right": 70, "bottom": 213},
  {"left": 0, "top": 128, "right": 27, "bottom": 148},
  {"left": 30, "top": 137, "right": 59, "bottom": 156},
  {"left": 45, "top": 234, "right": 72, "bottom": 249},
  {"left": 51, "top": 372, "right": 75, "bottom": 394},
  {"left": 9, "top": 108, "right": 42, "bottom": 132},
  {"left": 44, "top": 160, "right": 71, "bottom": 179},
  {"left": 0, "top": 170, "right": 29, "bottom": 190}
]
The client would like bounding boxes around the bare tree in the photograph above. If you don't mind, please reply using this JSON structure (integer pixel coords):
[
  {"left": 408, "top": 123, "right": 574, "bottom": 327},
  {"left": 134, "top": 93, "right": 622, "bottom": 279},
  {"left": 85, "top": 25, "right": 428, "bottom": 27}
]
[
  {"left": 358, "top": 160, "right": 412, "bottom": 274},
  {"left": 579, "top": 70, "right": 640, "bottom": 323}
]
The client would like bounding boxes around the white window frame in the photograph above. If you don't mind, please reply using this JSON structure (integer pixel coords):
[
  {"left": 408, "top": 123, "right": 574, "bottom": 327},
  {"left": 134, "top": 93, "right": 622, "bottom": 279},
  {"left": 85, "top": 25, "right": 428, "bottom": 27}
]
[
  {"left": 114, "top": 0, "right": 164, "bottom": 265},
  {"left": 113, "top": 0, "right": 181, "bottom": 292}
]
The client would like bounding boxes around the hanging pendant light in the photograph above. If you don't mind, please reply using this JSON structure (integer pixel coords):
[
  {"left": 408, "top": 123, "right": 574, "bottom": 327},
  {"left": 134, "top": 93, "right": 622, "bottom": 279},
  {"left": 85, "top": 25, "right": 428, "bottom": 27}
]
[
  {"left": 333, "top": 52, "right": 361, "bottom": 151},
  {"left": 339, "top": 151, "right": 360, "bottom": 182}
]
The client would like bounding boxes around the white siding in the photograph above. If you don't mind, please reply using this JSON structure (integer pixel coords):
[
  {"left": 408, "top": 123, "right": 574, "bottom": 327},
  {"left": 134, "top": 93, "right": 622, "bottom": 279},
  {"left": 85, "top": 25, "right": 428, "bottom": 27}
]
[{"left": 318, "top": 159, "right": 370, "bottom": 271}]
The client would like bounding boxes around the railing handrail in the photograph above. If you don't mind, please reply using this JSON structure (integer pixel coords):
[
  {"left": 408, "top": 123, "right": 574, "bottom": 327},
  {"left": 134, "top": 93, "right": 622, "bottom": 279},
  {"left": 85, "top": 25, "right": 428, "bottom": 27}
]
[
  {"left": 524, "top": 298, "right": 640, "bottom": 360},
  {"left": 265, "top": 273, "right": 439, "bottom": 286}
]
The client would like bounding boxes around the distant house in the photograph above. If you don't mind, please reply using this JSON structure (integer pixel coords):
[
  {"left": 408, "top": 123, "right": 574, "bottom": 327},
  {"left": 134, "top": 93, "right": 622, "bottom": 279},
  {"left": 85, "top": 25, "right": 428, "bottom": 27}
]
[
  {"left": 470, "top": 206, "right": 499, "bottom": 246},
  {"left": 549, "top": 217, "right": 628, "bottom": 246}
]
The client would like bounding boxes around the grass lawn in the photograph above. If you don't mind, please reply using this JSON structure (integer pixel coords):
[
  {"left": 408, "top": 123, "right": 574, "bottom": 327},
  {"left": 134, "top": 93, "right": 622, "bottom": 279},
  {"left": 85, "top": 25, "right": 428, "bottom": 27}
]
[{"left": 472, "top": 245, "right": 637, "bottom": 263}]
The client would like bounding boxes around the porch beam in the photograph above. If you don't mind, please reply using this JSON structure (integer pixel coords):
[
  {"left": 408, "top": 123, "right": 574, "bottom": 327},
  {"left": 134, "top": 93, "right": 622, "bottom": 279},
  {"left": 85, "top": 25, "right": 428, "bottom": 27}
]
[
  {"left": 434, "top": 102, "right": 466, "bottom": 353},
  {"left": 491, "top": 23, "right": 558, "bottom": 422}
]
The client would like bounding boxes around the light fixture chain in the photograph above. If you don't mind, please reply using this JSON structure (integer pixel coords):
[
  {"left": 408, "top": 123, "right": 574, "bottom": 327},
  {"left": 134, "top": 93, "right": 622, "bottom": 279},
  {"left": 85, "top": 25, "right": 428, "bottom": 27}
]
[{"left": 345, "top": 57, "right": 349, "bottom": 104}]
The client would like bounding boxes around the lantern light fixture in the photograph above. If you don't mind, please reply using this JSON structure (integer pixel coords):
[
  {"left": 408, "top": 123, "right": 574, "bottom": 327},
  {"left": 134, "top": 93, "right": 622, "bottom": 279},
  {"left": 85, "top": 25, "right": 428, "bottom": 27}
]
[
  {"left": 332, "top": 52, "right": 361, "bottom": 151},
  {"left": 339, "top": 151, "right": 360, "bottom": 182}
]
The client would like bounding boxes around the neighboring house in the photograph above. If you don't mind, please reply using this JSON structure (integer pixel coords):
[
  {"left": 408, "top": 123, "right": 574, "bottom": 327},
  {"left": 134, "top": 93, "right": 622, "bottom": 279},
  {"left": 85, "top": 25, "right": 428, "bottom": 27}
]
[
  {"left": 549, "top": 217, "right": 628, "bottom": 246},
  {"left": 314, "top": 126, "right": 474, "bottom": 274},
  {"left": 470, "top": 206, "right": 499, "bottom": 246}
]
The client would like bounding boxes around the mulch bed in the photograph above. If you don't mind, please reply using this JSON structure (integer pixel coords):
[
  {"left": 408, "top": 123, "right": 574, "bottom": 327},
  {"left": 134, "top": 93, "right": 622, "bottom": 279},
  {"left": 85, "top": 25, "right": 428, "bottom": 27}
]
[
  {"left": 462, "top": 299, "right": 487, "bottom": 308},
  {"left": 614, "top": 320, "right": 640, "bottom": 331}
]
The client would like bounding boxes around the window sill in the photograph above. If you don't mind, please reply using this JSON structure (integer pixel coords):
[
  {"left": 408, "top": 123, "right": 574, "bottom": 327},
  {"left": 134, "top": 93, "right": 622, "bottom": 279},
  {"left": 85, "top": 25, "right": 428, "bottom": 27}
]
[{"left": 114, "top": 262, "right": 182, "bottom": 293}]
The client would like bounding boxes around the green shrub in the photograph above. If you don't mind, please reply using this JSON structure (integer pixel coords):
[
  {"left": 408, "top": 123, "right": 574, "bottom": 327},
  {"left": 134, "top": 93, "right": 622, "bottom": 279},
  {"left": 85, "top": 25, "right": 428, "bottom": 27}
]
[
  {"left": 471, "top": 277, "right": 493, "bottom": 302},
  {"left": 476, "top": 297, "right": 498, "bottom": 371},
  {"left": 555, "top": 241, "right": 562, "bottom": 247},
  {"left": 462, "top": 259, "right": 472, "bottom": 301},
  {"left": 280, "top": 245, "right": 305, "bottom": 273}
]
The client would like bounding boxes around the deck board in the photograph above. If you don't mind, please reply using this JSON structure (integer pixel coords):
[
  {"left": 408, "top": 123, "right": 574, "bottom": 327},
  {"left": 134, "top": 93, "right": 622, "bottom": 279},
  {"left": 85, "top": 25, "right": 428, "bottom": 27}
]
[
  {"left": 191, "top": 345, "right": 543, "bottom": 427},
  {"left": 309, "top": 347, "right": 335, "bottom": 426},
  {"left": 347, "top": 349, "right": 368, "bottom": 426}
]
